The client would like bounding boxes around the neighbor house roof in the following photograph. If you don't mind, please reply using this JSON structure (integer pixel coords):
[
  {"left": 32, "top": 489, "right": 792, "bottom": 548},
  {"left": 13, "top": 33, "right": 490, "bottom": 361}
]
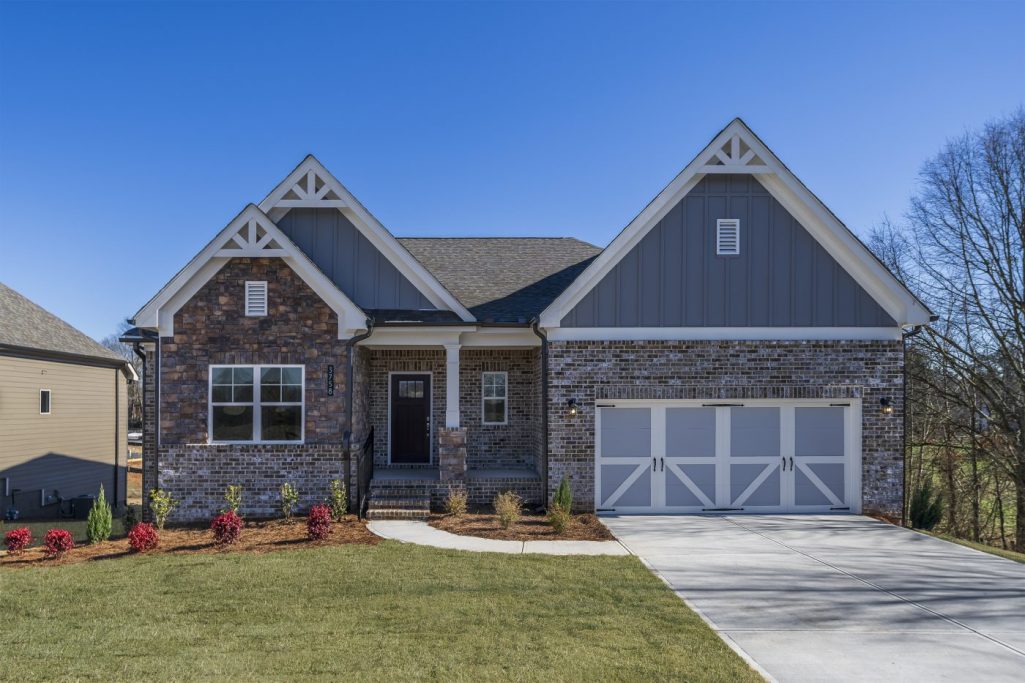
[
  {"left": 0, "top": 282, "right": 125, "bottom": 364},
  {"left": 397, "top": 237, "right": 601, "bottom": 322}
]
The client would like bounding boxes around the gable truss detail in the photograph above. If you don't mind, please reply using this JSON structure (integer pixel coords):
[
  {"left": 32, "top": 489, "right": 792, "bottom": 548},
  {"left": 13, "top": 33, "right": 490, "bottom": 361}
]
[
  {"left": 275, "top": 169, "right": 347, "bottom": 208},
  {"left": 698, "top": 133, "right": 771, "bottom": 174},
  {"left": 216, "top": 214, "right": 287, "bottom": 257}
]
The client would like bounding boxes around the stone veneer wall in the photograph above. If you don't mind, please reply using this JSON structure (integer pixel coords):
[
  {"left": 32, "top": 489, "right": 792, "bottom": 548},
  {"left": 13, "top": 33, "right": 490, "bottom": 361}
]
[{"left": 547, "top": 340, "right": 904, "bottom": 515}]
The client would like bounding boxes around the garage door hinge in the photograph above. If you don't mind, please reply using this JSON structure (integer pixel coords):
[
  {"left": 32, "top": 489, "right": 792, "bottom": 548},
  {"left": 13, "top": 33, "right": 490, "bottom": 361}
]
[
  {"left": 829, "top": 403, "right": 851, "bottom": 407},
  {"left": 702, "top": 507, "right": 744, "bottom": 512},
  {"left": 830, "top": 506, "right": 851, "bottom": 511},
  {"left": 596, "top": 404, "right": 616, "bottom": 408},
  {"left": 701, "top": 403, "right": 744, "bottom": 407}
]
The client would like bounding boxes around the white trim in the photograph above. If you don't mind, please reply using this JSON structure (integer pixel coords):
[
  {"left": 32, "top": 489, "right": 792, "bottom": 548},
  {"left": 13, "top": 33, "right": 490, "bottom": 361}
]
[
  {"left": 540, "top": 118, "right": 932, "bottom": 328},
  {"left": 357, "top": 326, "right": 541, "bottom": 348},
  {"left": 39, "top": 388, "right": 51, "bottom": 415},
  {"left": 258, "top": 156, "right": 474, "bottom": 321},
  {"left": 207, "top": 364, "right": 305, "bottom": 444},
  {"left": 481, "top": 370, "right": 508, "bottom": 426},
  {"left": 134, "top": 204, "right": 367, "bottom": 339},
  {"left": 445, "top": 344, "right": 461, "bottom": 429},
  {"left": 387, "top": 371, "right": 433, "bottom": 465},
  {"left": 546, "top": 326, "right": 903, "bottom": 341}
]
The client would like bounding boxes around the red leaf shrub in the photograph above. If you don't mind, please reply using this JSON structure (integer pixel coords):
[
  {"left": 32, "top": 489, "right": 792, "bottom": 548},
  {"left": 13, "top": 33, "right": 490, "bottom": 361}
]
[
  {"left": 307, "top": 504, "right": 332, "bottom": 540},
  {"left": 128, "top": 522, "right": 159, "bottom": 553},
  {"left": 43, "top": 528, "right": 75, "bottom": 558},
  {"left": 211, "top": 510, "right": 243, "bottom": 545},
  {"left": 4, "top": 527, "right": 32, "bottom": 554}
]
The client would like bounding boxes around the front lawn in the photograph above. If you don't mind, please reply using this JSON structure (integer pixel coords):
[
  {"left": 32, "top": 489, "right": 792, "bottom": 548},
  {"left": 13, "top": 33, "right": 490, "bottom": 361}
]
[{"left": 2, "top": 541, "right": 760, "bottom": 682}]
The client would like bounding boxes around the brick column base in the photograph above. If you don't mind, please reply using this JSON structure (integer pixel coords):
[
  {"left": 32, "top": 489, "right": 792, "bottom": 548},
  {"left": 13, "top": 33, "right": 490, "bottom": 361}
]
[{"left": 439, "top": 428, "right": 467, "bottom": 482}]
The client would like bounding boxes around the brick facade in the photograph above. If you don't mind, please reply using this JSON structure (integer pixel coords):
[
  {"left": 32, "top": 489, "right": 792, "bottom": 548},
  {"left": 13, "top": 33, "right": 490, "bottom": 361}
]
[{"left": 547, "top": 340, "right": 904, "bottom": 515}]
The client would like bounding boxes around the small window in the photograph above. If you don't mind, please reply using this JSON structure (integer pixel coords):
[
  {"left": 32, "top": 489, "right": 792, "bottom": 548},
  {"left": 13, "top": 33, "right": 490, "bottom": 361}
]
[
  {"left": 39, "top": 389, "right": 51, "bottom": 415},
  {"left": 716, "top": 219, "right": 740, "bottom": 256},
  {"left": 245, "top": 281, "right": 268, "bottom": 316},
  {"left": 210, "top": 365, "right": 303, "bottom": 442},
  {"left": 482, "top": 372, "right": 507, "bottom": 425}
]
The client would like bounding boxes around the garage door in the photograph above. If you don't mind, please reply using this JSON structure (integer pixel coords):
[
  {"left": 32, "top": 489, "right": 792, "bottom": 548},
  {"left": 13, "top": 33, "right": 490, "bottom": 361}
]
[{"left": 595, "top": 400, "right": 860, "bottom": 514}]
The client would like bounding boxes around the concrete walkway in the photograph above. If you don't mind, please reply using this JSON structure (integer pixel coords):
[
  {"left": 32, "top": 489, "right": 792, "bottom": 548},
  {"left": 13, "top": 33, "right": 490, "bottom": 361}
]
[
  {"left": 368, "top": 519, "right": 631, "bottom": 555},
  {"left": 603, "top": 514, "right": 1025, "bottom": 683}
]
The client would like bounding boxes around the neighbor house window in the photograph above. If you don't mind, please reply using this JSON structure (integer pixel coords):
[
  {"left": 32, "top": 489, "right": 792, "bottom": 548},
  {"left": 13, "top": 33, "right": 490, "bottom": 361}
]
[
  {"left": 209, "top": 365, "right": 303, "bottom": 442},
  {"left": 39, "top": 389, "right": 51, "bottom": 415},
  {"left": 716, "top": 218, "right": 740, "bottom": 256},
  {"left": 482, "top": 372, "right": 507, "bottom": 425}
]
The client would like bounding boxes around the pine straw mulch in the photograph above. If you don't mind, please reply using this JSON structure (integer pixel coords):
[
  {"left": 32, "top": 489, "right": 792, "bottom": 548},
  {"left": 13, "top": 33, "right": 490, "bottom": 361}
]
[
  {"left": 429, "top": 511, "right": 615, "bottom": 541},
  {"left": 0, "top": 517, "right": 378, "bottom": 570}
]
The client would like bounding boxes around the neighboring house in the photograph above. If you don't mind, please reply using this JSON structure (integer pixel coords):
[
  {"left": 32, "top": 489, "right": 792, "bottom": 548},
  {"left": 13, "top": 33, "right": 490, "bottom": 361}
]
[
  {"left": 0, "top": 283, "right": 135, "bottom": 518},
  {"left": 125, "top": 119, "right": 932, "bottom": 521}
]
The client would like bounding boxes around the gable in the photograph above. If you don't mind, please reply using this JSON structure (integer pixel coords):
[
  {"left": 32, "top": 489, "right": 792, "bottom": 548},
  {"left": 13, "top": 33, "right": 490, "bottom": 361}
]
[
  {"left": 562, "top": 175, "right": 895, "bottom": 328},
  {"left": 277, "top": 208, "right": 435, "bottom": 311}
]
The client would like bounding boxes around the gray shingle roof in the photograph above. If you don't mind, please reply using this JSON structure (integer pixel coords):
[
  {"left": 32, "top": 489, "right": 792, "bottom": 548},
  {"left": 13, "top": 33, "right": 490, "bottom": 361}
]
[
  {"left": 397, "top": 238, "right": 601, "bottom": 323},
  {"left": 0, "top": 282, "right": 123, "bottom": 362}
]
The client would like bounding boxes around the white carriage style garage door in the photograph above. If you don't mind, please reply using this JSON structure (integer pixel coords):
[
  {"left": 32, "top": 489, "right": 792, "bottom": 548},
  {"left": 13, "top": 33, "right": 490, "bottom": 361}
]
[{"left": 595, "top": 400, "right": 861, "bottom": 514}]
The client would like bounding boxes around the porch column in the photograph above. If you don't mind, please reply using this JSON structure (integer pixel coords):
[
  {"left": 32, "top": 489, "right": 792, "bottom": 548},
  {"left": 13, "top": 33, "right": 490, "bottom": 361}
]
[{"left": 445, "top": 343, "right": 461, "bottom": 428}]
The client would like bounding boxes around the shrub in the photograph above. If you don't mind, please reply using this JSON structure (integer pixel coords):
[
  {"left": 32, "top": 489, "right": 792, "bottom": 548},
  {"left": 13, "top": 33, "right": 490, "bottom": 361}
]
[
  {"left": 43, "top": 529, "right": 74, "bottom": 558},
  {"left": 328, "top": 479, "right": 347, "bottom": 522},
  {"left": 307, "top": 504, "right": 332, "bottom": 541},
  {"left": 548, "top": 505, "right": 571, "bottom": 535},
  {"left": 280, "top": 482, "right": 299, "bottom": 520},
  {"left": 4, "top": 527, "right": 32, "bottom": 554},
  {"left": 494, "top": 491, "right": 522, "bottom": 529},
  {"left": 87, "top": 484, "right": 113, "bottom": 543},
  {"left": 223, "top": 485, "right": 243, "bottom": 515},
  {"left": 211, "top": 510, "right": 244, "bottom": 545},
  {"left": 123, "top": 504, "right": 139, "bottom": 532},
  {"left": 128, "top": 522, "right": 159, "bottom": 553},
  {"left": 553, "top": 477, "right": 573, "bottom": 513},
  {"left": 149, "top": 489, "right": 178, "bottom": 530},
  {"left": 909, "top": 481, "right": 943, "bottom": 531},
  {"left": 444, "top": 488, "right": 468, "bottom": 517}
]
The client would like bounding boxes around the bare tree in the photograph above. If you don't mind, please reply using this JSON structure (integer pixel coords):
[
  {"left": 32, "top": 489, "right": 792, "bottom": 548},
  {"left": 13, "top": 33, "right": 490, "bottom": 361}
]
[{"left": 102, "top": 319, "right": 143, "bottom": 428}]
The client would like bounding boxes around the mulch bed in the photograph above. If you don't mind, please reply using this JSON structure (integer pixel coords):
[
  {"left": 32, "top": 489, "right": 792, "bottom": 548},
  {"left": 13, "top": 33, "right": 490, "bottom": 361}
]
[
  {"left": 429, "top": 512, "right": 615, "bottom": 541},
  {"left": 1, "top": 517, "right": 378, "bottom": 569}
]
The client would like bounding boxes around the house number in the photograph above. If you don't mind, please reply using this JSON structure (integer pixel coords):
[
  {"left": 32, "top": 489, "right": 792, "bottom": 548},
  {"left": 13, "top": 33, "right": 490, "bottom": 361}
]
[{"left": 326, "top": 365, "right": 335, "bottom": 396}]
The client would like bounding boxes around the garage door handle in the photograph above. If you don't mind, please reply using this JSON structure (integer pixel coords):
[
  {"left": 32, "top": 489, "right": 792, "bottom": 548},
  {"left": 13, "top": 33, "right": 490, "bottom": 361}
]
[
  {"left": 789, "top": 457, "right": 794, "bottom": 471},
  {"left": 652, "top": 458, "right": 656, "bottom": 472},
  {"left": 660, "top": 457, "right": 664, "bottom": 472},
  {"left": 781, "top": 456, "right": 785, "bottom": 470}
]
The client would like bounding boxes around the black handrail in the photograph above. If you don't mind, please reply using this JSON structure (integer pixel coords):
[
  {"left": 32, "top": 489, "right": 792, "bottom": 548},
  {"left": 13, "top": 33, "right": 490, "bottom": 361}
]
[{"left": 356, "top": 427, "right": 375, "bottom": 520}]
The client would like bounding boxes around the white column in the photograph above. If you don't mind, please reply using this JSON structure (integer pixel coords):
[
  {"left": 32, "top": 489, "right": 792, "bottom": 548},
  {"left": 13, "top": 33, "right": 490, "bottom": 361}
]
[{"left": 445, "top": 343, "right": 461, "bottom": 429}]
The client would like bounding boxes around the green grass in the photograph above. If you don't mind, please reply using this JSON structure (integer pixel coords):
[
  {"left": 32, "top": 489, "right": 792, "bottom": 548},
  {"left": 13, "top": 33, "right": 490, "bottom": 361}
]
[
  {"left": 1, "top": 541, "right": 759, "bottom": 682},
  {"left": 924, "top": 531, "right": 1025, "bottom": 564},
  {"left": 1, "top": 518, "right": 128, "bottom": 546}
]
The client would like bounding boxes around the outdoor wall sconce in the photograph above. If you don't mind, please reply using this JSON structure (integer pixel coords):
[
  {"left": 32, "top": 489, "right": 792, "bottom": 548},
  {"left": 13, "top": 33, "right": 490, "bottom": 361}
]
[
  {"left": 567, "top": 398, "right": 578, "bottom": 416},
  {"left": 880, "top": 397, "right": 894, "bottom": 415}
]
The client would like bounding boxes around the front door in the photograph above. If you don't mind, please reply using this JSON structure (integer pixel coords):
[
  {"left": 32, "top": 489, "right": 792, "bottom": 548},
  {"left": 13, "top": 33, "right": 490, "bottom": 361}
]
[{"left": 390, "top": 374, "right": 431, "bottom": 464}]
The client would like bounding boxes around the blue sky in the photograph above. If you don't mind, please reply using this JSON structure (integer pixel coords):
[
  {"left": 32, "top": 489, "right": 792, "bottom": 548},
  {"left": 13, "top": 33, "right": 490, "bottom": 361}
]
[{"left": 1, "top": 0, "right": 1022, "bottom": 340}]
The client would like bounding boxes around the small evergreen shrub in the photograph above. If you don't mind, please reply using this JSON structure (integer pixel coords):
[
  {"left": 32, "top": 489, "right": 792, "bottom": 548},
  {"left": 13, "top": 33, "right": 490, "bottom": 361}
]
[
  {"left": 280, "top": 482, "right": 299, "bottom": 520},
  {"left": 43, "top": 529, "right": 74, "bottom": 558},
  {"left": 553, "top": 477, "right": 573, "bottom": 513},
  {"left": 548, "top": 505, "right": 571, "bottom": 535},
  {"left": 307, "top": 504, "right": 332, "bottom": 540},
  {"left": 149, "top": 489, "right": 179, "bottom": 530},
  {"left": 86, "top": 484, "right": 113, "bottom": 543},
  {"left": 4, "top": 527, "right": 32, "bottom": 554},
  {"left": 444, "top": 488, "right": 468, "bottom": 517},
  {"left": 223, "top": 485, "right": 243, "bottom": 515},
  {"left": 909, "top": 481, "right": 943, "bottom": 531},
  {"left": 328, "top": 479, "right": 347, "bottom": 522},
  {"left": 123, "top": 504, "right": 139, "bottom": 532},
  {"left": 211, "top": 510, "right": 244, "bottom": 545},
  {"left": 494, "top": 491, "right": 522, "bottom": 529},
  {"left": 128, "top": 522, "right": 159, "bottom": 553}
]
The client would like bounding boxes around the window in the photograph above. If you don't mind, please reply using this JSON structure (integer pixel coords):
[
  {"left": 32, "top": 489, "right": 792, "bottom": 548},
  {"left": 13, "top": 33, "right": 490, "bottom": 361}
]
[
  {"left": 482, "top": 372, "right": 507, "bottom": 425},
  {"left": 245, "top": 281, "right": 268, "bottom": 316},
  {"left": 209, "top": 365, "right": 303, "bottom": 442},
  {"left": 716, "top": 219, "right": 740, "bottom": 256},
  {"left": 39, "top": 389, "right": 51, "bottom": 415}
]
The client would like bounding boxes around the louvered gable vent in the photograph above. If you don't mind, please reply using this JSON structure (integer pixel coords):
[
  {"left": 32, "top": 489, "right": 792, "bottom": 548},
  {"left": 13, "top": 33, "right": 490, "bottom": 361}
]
[
  {"left": 716, "top": 219, "right": 740, "bottom": 256},
  {"left": 245, "top": 281, "right": 268, "bottom": 316}
]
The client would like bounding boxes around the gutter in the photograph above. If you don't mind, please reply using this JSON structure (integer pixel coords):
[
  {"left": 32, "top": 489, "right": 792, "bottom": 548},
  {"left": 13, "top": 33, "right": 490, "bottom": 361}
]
[
  {"left": 344, "top": 319, "right": 375, "bottom": 513},
  {"left": 530, "top": 319, "right": 549, "bottom": 505}
]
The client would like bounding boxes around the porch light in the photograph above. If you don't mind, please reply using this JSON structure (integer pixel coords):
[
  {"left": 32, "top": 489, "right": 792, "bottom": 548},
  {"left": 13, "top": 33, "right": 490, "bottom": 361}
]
[
  {"left": 567, "top": 398, "right": 578, "bottom": 416},
  {"left": 880, "top": 397, "right": 893, "bottom": 415}
]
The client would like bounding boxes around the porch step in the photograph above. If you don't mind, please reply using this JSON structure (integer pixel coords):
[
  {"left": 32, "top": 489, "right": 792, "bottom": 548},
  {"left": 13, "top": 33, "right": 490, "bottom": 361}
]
[
  {"left": 366, "top": 483, "right": 431, "bottom": 520},
  {"left": 370, "top": 495, "right": 431, "bottom": 510},
  {"left": 366, "top": 507, "right": 430, "bottom": 521}
]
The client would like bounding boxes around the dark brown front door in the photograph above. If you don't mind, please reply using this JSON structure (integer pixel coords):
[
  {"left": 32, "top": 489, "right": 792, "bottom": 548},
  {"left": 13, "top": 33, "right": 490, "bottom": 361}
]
[{"left": 390, "top": 374, "right": 431, "bottom": 463}]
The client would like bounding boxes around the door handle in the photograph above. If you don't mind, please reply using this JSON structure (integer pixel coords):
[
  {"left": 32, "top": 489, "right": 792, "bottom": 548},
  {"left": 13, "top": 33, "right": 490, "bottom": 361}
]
[
  {"left": 652, "top": 458, "right": 656, "bottom": 472},
  {"left": 789, "top": 457, "right": 794, "bottom": 471},
  {"left": 660, "top": 457, "right": 664, "bottom": 472},
  {"left": 781, "top": 456, "right": 785, "bottom": 471}
]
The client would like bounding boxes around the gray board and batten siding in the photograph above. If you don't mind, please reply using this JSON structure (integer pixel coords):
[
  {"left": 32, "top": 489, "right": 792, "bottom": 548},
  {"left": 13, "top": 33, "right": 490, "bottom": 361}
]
[
  {"left": 276, "top": 208, "right": 436, "bottom": 311},
  {"left": 561, "top": 174, "right": 896, "bottom": 328}
]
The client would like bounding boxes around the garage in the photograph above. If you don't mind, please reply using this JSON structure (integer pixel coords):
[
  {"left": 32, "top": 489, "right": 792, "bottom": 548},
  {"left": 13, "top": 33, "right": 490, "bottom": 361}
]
[{"left": 595, "top": 400, "right": 861, "bottom": 514}]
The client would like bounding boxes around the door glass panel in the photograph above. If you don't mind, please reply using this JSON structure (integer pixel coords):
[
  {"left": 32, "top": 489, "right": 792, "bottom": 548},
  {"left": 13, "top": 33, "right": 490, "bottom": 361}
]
[
  {"left": 600, "top": 408, "right": 651, "bottom": 458},
  {"left": 665, "top": 464, "right": 715, "bottom": 507},
  {"left": 731, "top": 407, "right": 780, "bottom": 457},
  {"left": 666, "top": 408, "right": 715, "bottom": 457},
  {"left": 796, "top": 407, "right": 844, "bottom": 457}
]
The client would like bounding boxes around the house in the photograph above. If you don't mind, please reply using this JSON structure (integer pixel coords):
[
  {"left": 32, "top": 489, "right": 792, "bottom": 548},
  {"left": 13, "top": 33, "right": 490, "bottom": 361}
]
[
  {"left": 124, "top": 119, "right": 932, "bottom": 521},
  {"left": 0, "top": 283, "right": 135, "bottom": 519}
]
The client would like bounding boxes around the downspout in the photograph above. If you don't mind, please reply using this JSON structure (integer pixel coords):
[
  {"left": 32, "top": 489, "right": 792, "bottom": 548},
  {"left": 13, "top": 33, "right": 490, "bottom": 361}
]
[
  {"left": 132, "top": 343, "right": 147, "bottom": 517},
  {"left": 530, "top": 319, "right": 549, "bottom": 505},
  {"left": 113, "top": 367, "right": 120, "bottom": 510},
  {"left": 344, "top": 318, "right": 375, "bottom": 513},
  {"left": 901, "top": 323, "right": 927, "bottom": 527}
]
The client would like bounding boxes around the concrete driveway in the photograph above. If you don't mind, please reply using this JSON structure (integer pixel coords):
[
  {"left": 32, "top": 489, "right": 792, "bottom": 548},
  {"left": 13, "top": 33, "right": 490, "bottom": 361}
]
[{"left": 602, "top": 515, "right": 1025, "bottom": 683}]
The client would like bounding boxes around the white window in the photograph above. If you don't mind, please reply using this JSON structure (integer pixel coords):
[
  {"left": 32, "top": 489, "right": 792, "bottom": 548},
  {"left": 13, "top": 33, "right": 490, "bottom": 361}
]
[
  {"left": 716, "top": 219, "right": 740, "bottom": 256},
  {"left": 482, "top": 371, "right": 508, "bottom": 425},
  {"left": 245, "top": 281, "right": 268, "bottom": 316},
  {"left": 209, "top": 365, "right": 304, "bottom": 443},
  {"left": 39, "top": 389, "right": 51, "bottom": 415}
]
